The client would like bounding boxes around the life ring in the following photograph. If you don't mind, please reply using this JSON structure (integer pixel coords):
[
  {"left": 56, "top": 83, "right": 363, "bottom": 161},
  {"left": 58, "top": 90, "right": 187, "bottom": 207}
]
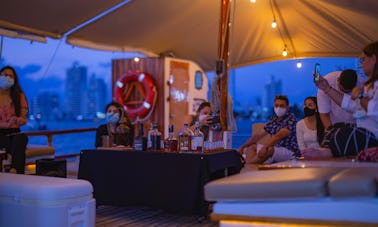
[{"left": 114, "top": 71, "right": 157, "bottom": 121}]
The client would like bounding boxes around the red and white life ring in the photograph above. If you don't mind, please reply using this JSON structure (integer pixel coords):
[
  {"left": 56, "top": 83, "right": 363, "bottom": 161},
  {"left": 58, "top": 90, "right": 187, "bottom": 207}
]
[{"left": 114, "top": 71, "right": 157, "bottom": 121}]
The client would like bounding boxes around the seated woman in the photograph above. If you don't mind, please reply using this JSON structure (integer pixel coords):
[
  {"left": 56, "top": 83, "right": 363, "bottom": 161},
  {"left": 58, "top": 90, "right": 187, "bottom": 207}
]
[
  {"left": 0, "top": 66, "right": 28, "bottom": 174},
  {"left": 95, "top": 102, "right": 134, "bottom": 147},
  {"left": 184, "top": 101, "right": 213, "bottom": 140},
  {"left": 296, "top": 96, "right": 332, "bottom": 158}
]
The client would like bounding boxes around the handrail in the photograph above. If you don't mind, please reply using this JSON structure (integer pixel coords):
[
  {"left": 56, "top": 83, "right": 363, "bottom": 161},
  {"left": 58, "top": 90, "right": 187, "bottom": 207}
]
[{"left": 24, "top": 127, "right": 97, "bottom": 146}]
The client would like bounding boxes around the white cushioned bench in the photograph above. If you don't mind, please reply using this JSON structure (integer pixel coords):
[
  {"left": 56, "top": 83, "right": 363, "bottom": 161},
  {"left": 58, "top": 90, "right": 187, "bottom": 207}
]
[{"left": 205, "top": 166, "right": 378, "bottom": 226}]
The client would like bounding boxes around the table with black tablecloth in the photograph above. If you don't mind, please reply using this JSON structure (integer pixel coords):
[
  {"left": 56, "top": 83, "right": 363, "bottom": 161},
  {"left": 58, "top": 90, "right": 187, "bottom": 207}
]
[{"left": 78, "top": 149, "right": 243, "bottom": 214}]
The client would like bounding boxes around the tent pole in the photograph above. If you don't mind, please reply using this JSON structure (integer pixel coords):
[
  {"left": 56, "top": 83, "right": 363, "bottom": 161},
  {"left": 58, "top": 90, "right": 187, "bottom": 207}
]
[{"left": 218, "top": 0, "right": 230, "bottom": 131}]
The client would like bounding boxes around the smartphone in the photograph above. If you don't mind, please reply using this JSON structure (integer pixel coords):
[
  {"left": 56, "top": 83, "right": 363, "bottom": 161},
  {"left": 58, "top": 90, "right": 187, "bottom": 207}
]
[{"left": 314, "top": 63, "right": 320, "bottom": 82}]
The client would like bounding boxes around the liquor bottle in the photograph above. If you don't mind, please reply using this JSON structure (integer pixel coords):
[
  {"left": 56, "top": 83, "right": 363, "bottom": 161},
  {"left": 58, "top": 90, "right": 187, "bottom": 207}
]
[
  {"left": 178, "top": 123, "right": 193, "bottom": 152},
  {"left": 147, "top": 122, "right": 154, "bottom": 149},
  {"left": 150, "top": 122, "right": 162, "bottom": 151},
  {"left": 134, "top": 123, "right": 147, "bottom": 151},
  {"left": 163, "top": 124, "right": 178, "bottom": 152},
  {"left": 191, "top": 121, "right": 204, "bottom": 153}
]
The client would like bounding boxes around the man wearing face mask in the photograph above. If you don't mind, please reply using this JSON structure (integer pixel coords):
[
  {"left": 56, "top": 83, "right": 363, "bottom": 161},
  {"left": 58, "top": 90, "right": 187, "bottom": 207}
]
[
  {"left": 95, "top": 102, "right": 133, "bottom": 147},
  {"left": 237, "top": 95, "right": 300, "bottom": 164},
  {"left": 317, "top": 70, "right": 364, "bottom": 129},
  {"left": 0, "top": 66, "right": 28, "bottom": 174}
]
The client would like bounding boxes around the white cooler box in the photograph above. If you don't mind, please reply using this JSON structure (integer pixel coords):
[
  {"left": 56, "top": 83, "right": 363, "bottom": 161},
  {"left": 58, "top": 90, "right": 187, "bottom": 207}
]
[{"left": 0, "top": 173, "right": 95, "bottom": 227}]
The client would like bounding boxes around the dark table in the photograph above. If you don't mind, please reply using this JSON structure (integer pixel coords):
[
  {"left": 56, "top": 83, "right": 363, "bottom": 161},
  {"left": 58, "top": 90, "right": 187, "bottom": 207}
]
[{"left": 78, "top": 149, "right": 243, "bottom": 214}]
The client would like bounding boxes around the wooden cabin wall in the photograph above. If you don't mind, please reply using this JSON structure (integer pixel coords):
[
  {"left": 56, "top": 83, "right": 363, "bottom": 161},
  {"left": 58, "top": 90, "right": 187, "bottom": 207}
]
[{"left": 112, "top": 58, "right": 165, "bottom": 136}]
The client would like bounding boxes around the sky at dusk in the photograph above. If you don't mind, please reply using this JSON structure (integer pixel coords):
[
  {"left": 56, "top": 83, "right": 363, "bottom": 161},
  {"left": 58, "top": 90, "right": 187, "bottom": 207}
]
[{"left": 1, "top": 37, "right": 360, "bottom": 107}]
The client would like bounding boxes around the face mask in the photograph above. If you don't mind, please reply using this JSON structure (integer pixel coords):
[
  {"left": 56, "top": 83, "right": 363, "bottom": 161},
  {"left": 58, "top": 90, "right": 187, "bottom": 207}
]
[
  {"left": 0, "top": 76, "right": 14, "bottom": 89},
  {"left": 274, "top": 107, "right": 287, "bottom": 117},
  {"left": 106, "top": 112, "right": 120, "bottom": 124},
  {"left": 303, "top": 107, "right": 316, "bottom": 117}
]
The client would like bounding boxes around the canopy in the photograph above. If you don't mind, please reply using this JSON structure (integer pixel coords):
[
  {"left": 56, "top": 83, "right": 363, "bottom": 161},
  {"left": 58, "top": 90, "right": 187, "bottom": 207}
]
[{"left": 1, "top": 0, "right": 377, "bottom": 71}]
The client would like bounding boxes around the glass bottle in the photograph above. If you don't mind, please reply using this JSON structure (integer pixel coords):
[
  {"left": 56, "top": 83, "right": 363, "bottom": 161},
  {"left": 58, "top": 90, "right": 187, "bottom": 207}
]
[
  {"left": 147, "top": 122, "right": 154, "bottom": 149},
  {"left": 191, "top": 121, "right": 204, "bottom": 153},
  {"left": 163, "top": 124, "right": 178, "bottom": 152},
  {"left": 134, "top": 123, "right": 147, "bottom": 151},
  {"left": 178, "top": 123, "right": 193, "bottom": 152},
  {"left": 150, "top": 122, "right": 162, "bottom": 151}
]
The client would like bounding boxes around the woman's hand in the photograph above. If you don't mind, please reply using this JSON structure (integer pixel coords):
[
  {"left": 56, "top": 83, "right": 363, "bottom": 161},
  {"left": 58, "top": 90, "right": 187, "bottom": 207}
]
[
  {"left": 351, "top": 87, "right": 363, "bottom": 100},
  {"left": 199, "top": 114, "right": 212, "bottom": 127}
]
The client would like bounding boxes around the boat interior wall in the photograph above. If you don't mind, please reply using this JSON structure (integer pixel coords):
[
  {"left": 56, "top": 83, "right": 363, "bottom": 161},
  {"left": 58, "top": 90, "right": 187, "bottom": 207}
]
[
  {"left": 112, "top": 57, "right": 165, "bottom": 134},
  {"left": 112, "top": 57, "right": 208, "bottom": 138}
]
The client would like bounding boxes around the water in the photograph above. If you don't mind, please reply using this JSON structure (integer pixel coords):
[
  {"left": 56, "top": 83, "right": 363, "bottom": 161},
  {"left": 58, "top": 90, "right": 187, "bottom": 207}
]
[{"left": 22, "top": 119, "right": 259, "bottom": 156}]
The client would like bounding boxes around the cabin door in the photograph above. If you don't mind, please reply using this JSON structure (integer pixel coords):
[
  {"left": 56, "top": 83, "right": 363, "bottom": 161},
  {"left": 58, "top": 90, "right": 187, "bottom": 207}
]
[{"left": 169, "top": 61, "right": 189, "bottom": 132}]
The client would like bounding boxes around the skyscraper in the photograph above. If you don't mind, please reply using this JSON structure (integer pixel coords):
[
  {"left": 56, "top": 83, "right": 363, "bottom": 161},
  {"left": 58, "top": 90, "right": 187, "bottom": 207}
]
[
  {"left": 65, "top": 62, "right": 88, "bottom": 119},
  {"left": 87, "top": 73, "right": 107, "bottom": 118},
  {"left": 263, "top": 75, "right": 282, "bottom": 111}
]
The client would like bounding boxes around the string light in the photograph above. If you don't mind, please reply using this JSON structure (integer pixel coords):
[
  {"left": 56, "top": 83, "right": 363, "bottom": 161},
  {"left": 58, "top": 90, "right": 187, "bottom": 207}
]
[
  {"left": 282, "top": 47, "right": 287, "bottom": 57},
  {"left": 271, "top": 18, "right": 277, "bottom": 28},
  {"left": 296, "top": 60, "right": 302, "bottom": 68}
]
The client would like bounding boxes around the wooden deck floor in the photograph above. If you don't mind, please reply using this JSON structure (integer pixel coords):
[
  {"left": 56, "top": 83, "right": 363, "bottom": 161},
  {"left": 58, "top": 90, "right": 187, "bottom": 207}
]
[{"left": 25, "top": 156, "right": 218, "bottom": 226}]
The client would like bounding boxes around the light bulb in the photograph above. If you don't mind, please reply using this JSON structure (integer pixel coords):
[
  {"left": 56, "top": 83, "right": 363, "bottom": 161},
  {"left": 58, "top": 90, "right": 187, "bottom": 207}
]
[
  {"left": 133, "top": 57, "right": 140, "bottom": 62},
  {"left": 271, "top": 20, "right": 277, "bottom": 28},
  {"left": 282, "top": 48, "right": 287, "bottom": 57},
  {"left": 296, "top": 61, "right": 302, "bottom": 68},
  {"left": 250, "top": 0, "right": 256, "bottom": 3}
]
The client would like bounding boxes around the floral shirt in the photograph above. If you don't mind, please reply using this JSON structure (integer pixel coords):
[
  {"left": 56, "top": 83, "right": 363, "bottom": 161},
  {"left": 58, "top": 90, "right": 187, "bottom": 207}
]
[{"left": 264, "top": 112, "right": 300, "bottom": 157}]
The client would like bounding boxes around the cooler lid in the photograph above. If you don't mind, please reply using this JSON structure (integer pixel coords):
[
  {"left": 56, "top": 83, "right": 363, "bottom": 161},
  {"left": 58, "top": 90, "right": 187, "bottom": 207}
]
[{"left": 0, "top": 173, "right": 93, "bottom": 201}]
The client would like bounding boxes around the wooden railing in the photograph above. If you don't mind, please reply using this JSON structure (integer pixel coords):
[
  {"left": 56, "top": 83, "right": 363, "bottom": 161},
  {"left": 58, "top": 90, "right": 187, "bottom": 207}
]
[{"left": 24, "top": 127, "right": 97, "bottom": 147}]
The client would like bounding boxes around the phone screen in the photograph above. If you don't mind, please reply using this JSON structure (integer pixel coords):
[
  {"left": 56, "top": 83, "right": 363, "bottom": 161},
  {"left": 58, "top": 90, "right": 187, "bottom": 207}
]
[{"left": 314, "top": 63, "right": 320, "bottom": 82}]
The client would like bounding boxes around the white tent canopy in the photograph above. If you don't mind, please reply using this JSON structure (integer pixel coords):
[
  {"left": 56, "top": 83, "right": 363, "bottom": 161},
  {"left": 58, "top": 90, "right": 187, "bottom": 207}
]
[{"left": 1, "top": 0, "right": 377, "bottom": 71}]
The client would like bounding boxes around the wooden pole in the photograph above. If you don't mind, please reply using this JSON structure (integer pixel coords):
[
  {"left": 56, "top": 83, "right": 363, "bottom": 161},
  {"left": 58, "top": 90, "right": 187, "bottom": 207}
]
[{"left": 218, "top": 0, "right": 230, "bottom": 131}]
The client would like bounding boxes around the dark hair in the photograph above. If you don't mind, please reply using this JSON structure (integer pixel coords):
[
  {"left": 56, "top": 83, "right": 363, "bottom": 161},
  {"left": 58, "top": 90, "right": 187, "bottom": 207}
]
[
  {"left": 304, "top": 96, "right": 325, "bottom": 145},
  {"left": 363, "top": 41, "right": 378, "bottom": 88},
  {"left": 197, "top": 101, "right": 211, "bottom": 113},
  {"left": 105, "top": 101, "right": 131, "bottom": 125},
  {"left": 274, "top": 95, "right": 289, "bottom": 105},
  {"left": 105, "top": 101, "right": 123, "bottom": 114},
  {"left": 339, "top": 69, "right": 357, "bottom": 91},
  {"left": 0, "top": 66, "right": 26, "bottom": 116}
]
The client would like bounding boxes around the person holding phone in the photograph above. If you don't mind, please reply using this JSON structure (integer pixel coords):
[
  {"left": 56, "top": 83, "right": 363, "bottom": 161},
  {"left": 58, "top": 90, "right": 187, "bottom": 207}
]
[
  {"left": 314, "top": 41, "right": 378, "bottom": 157},
  {"left": 316, "top": 69, "right": 364, "bottom": 129},
  {"left": 185, "top": 101, "right": 212, "bottom": 140}
]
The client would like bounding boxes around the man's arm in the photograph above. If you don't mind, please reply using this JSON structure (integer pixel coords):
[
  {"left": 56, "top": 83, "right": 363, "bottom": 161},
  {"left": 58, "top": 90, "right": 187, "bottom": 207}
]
[
  {"left": 319, "top": 112, "right": 332, "bottom": 129},
  {"left": 263, "top": 127, "right": 291, "bottom": 148},
  {"left": 237, "top": 129, "right": 268, "bottom": 153}
]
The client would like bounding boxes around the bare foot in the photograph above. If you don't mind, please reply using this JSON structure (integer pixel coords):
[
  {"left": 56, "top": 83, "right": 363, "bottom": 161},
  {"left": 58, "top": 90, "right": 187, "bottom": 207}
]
[{"left": 245, "top": 144, "right": 259, "bottom": 163}]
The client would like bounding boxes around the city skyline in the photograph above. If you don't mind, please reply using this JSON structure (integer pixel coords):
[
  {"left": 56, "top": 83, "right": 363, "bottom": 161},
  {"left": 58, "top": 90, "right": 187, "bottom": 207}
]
[{"left": 1, "top": 37, "right": 361, "bottom": 111}]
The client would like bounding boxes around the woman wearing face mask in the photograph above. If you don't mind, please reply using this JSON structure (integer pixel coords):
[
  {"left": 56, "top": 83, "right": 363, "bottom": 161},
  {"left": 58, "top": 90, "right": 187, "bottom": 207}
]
[
  {"left": 0, "top": 66, "right": 28, "bottom": 174},
  {"left": 95, "top": 102, "right": 133, "bottom": 147},
  {"left": 237, "top": 95, "right": 300, "bottom": 164},
  {"left": 296, "top": 97, "right": 332, "bottom": 158}
]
